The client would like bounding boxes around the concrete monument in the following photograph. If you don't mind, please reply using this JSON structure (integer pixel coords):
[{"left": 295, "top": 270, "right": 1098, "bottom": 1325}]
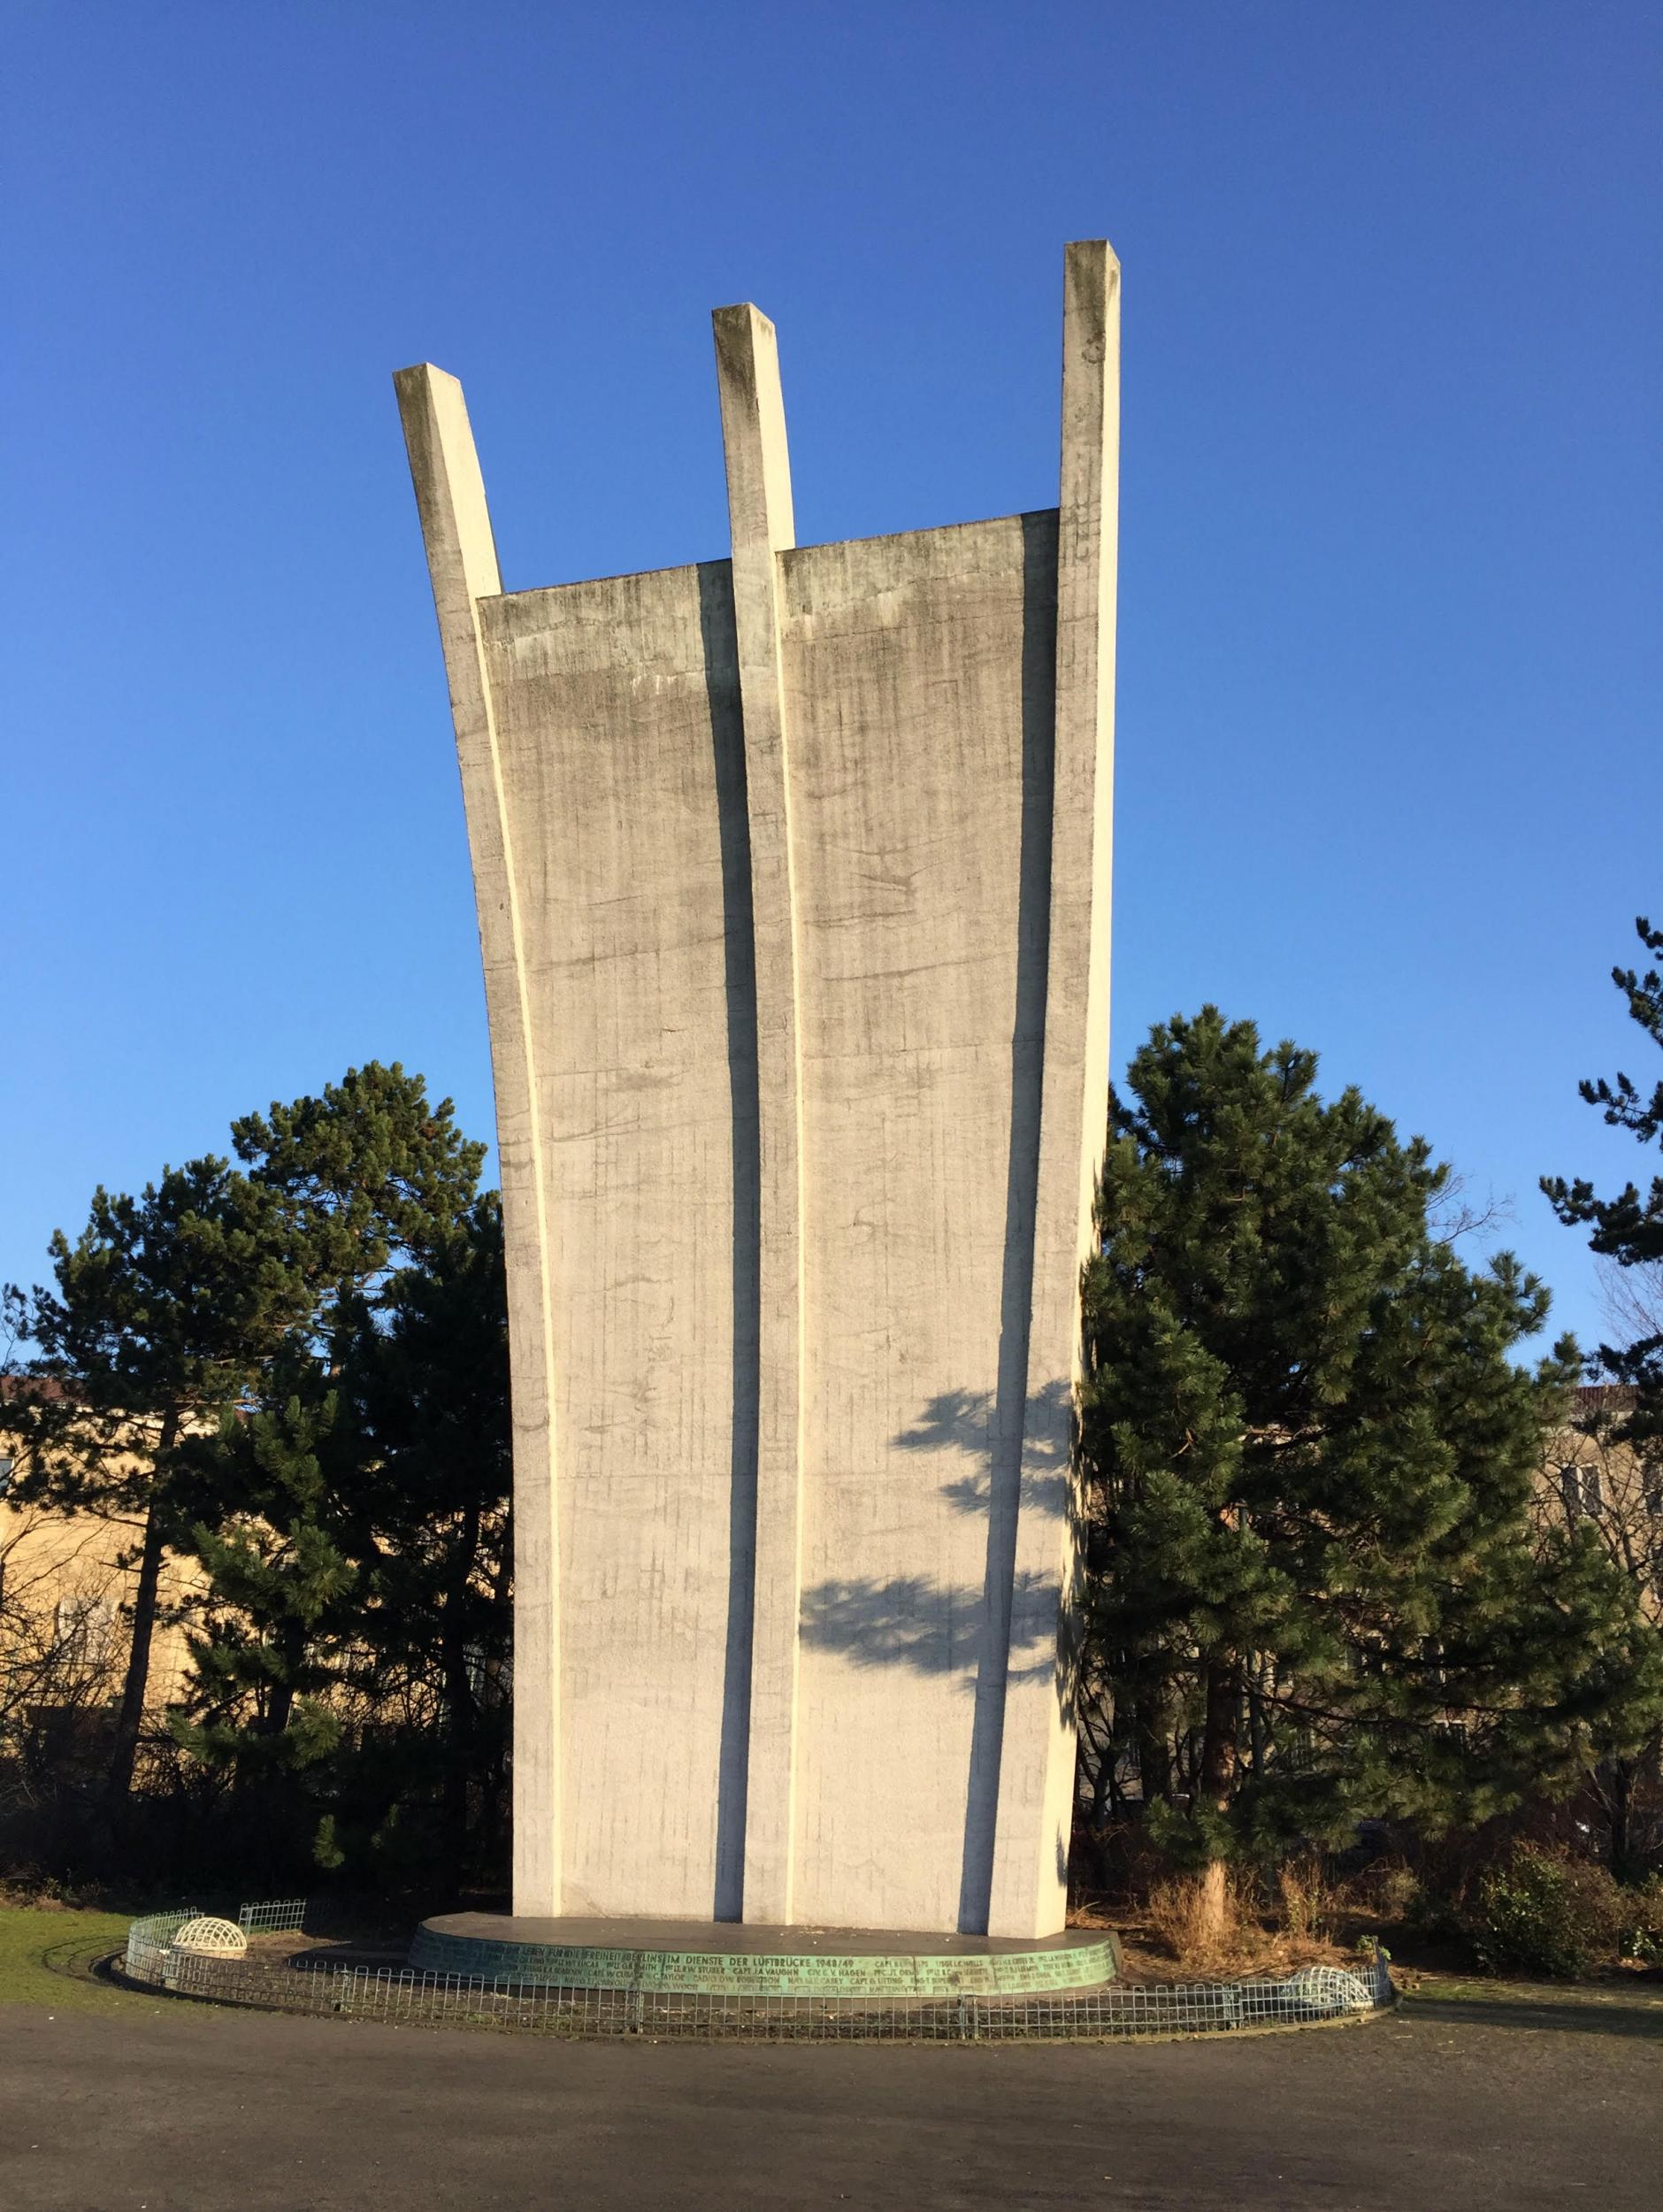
[{"left": 396, "top": 240, "right": 1117, "bottom": 1946}]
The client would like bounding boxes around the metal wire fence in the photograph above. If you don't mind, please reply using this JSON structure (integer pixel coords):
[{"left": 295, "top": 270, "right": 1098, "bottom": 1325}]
[
  {"left": 236, "top": 1898, "right": 307, "bottom": 1935},
  {"left": 121, "top": 1902, "right": 1394, "bottom": 2042},
  {"left": 124, "top": 1909, "right": 201, "bottom": 1981}
]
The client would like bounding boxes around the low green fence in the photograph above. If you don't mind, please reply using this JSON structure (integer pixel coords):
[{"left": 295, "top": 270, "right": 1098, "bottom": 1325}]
[
  {"left": 236, "top": 1898, "right": 307, "bottom": 1935},
  {"left": 123, "top": 1909, "right": 201, "bottom": 1980},
  {"left": 120, "top": 1900, "right": 1394, "bottom": 2043}
]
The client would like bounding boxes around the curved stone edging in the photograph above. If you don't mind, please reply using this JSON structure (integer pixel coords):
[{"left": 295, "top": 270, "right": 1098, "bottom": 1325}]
[{"left": 407, "top": 1921, "right": 1122, "bottom": 1998}]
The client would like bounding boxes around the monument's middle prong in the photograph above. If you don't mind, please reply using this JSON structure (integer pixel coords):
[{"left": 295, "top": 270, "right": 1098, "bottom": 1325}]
[{"left": 395, "top": 239, "right": 1118, "bottom": 1941}]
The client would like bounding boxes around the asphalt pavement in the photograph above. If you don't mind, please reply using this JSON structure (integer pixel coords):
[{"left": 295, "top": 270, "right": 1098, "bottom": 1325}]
[{"left": 2, "top": 1986, "right": 1659, "bottom": 2210}]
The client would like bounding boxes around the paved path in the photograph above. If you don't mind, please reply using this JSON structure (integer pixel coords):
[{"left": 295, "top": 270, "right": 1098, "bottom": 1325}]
[{"left": 2, "top": 1987, "right": 1659, "bottom": 2209}]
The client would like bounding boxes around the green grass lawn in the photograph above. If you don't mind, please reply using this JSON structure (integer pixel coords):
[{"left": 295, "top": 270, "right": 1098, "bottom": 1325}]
[{"left": 0, "top": 1907, "right": 169, "bottom": 2016}]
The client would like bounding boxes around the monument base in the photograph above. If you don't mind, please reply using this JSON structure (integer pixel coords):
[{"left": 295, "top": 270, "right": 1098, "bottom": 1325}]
[{"left": 410, "top": 1913, "right": 1120, "bottom": 1999}]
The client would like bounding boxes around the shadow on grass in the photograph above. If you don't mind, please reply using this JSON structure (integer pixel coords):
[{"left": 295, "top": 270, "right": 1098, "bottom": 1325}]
[
  {"left": 1408, "top": 1985, "right": 1663, "bottom": 2042},
  {"left": 0, "top": 1909, "right": 155, "bottom": 2014}
]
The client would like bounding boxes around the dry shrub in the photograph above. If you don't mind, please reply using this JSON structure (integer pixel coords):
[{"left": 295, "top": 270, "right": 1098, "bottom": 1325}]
[
  {"left": 1145, "top": 1870, "right": 1253, "bottom": 1970},
  {"left": 1276, "top": 1853, "right": 1340, "bottom": 1941},
  {"left": 0, "top": 1870, "right": 73, "bottom": 1911},
  {"left": 1349, "top": 1857, "right": 1425, "bottom": 1927},
  {"left": 1126, "top": 1858, "right": 1371, "bottom": 1981}
]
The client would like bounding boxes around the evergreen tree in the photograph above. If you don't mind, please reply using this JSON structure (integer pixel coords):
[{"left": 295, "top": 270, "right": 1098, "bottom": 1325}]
[
  {"left": 231, "top": 1060, "right": 487, "bottom": 1361},
  {"left": 3, "top": 1159, "right": 302, "bottom": 1806},
  {"left": 1543, "top": 915, "right": 1663, "bottom": 1444},
  {"left": 1542, "top": 914, "right": 1663, "bottom": 1876},
  {"left": 1082, "top": 1010, "right": 1663, "bottom": 1934},
  {"left": 4, "top": 1063, "right": 504, "bottom": 1882},
  {"left": 176, "top": 1388, "right": 358, "bottom": 1771},
  {"left": 332, "top": 1194, "right": 511, "bottom": 1880},
  {"left": 173, "top": 1065, "right": 496, "bottom": 1875}
]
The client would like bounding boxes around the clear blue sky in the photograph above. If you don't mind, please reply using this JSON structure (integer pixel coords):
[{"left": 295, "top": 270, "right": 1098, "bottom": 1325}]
[{"left": 4, "top": 4, "right": 1658, "bottom": 1356}]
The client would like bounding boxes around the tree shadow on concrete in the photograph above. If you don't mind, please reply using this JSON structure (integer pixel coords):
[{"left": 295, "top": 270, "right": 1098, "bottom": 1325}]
[
  {"left": 893, "top": 1383, "right": 1071, "bottom": 1525},
  {"left": 798, "top": 1567, "right": 1061, "bottom": 1679},
  {"left": 795, "top": 1361, "right": 1083, "bottom": 1934},
  {"left": 789, "top": 512, "right": 1077, "bottom": 1933},
  {"left": 795, "top": 1378, "right": 1075, "bottom": 1691}
]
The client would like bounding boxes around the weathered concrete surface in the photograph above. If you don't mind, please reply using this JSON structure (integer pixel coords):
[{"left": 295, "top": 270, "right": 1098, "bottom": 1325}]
[
  {"left": 478, "top": 563, "right": 755, "bottom": 1923},
  {"left": 782, "top": 512, "right": 1061, "bottom": 1933},
  {"left": 396, "top": 241, "right": 1119, "bottom": 1939},
  {"left": 413, "top": 1911, "right": 1111, "bottom": 1958},
  {"left": 394, "top": 366, "right": 563, "bottom": 1919},
  {"left": 713, "top": 303, "right": 808, "bottom": 1929}
]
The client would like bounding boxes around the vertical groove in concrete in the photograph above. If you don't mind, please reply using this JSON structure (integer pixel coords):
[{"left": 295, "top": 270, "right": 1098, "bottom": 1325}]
[
  {"left": 986, "top": 241, "right": 1120, "bottom": 1937},
  {"left": 700, "top": 562, "right": 763, "bottom": 1924},
  {"left": 711, "top": 304, "right": 807, "bottom": 1924},
  {"left": 954, "top": 513, "right": 1059, "bottom": 1936},
  {"left": 394, "top": 365, "right": 563, "bottom": 1918}
]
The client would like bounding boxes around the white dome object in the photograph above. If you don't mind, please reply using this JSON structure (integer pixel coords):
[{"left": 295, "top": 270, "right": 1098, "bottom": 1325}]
[
  {"left": 1278, "top": 1965, "right": 1373, "bottom": 2014},
  {"left": 171, "top": 1916, "right": 249, "bottom": 1958}
]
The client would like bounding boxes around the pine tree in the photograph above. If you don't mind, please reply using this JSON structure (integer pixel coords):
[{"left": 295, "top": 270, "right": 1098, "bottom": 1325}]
[
  {"left": 177, "top": 1389, "right": 358, "bottom": 1758},
  {"left": 1543, "top": 915, "right": 1663, "bottom": 1442},
  {"left": 3, "top": 1159, "right": 303, "bottom": 1807},
  {"left": 1082, "top": 1009, "right": 1663, "bottom": 1937},
  {"left": 230, "top": 1060, "right": 487, "bottom": 1360},
  {"left": 173, "top": 1064, "right": 493, "bottom": 1872},
  {"left": 5, "top": 1063, "right": 501, "bottom": 1879},
  {"left": 332, "top": 1194, "right": 510, "bottom": 1880},
  {"left": 1542, "top": 914, "right": 1663, "bottom": 1874}
]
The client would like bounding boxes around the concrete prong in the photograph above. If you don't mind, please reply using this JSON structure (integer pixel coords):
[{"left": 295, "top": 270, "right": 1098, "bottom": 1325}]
[
  {"left": 712, "top": 301, "right": 807, "bottom": 1926},
  {"left": 985, "top": 239, "right": 1119, "bottom": 1939},
  {"left": 394, "top": 361, "right": 564, "bottom": 1922}
]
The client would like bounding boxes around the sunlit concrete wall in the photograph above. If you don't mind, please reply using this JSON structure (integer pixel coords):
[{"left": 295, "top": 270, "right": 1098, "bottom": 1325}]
[{"left": 395, "top": 240, "right": 1117, "bottom": 1939}]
